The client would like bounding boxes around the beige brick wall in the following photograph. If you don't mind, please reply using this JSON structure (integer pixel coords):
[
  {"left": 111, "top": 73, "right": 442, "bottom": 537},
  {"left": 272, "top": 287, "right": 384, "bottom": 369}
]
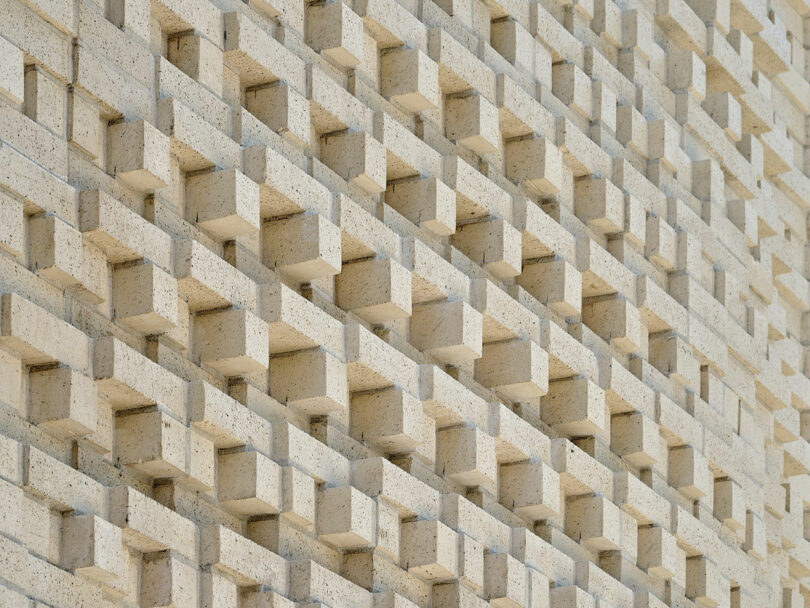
[{"left": 0, "top": 0, "right": 807, "bottom": 606}]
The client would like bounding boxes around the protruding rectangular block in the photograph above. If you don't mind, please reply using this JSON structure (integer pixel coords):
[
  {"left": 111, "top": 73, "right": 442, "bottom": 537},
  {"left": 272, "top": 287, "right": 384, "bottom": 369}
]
[
  {"left": 475, "top": 339, "right": 549, "bottom": 400},
  {"left": 113, "top": 262, "right": 179, "bottom": 334},
  {"left": 574, "top": 177, "right": 625, "bottom": 236},
  {"left": 380, "top": 47, "right": 440, "bottom": 112},
  {"left": 565, "top": 494, "right": 622, "bottom": 552},
  {"left": 436, "top": 425, "right": 496, "bottom": 487},
  {"left": 263, "top": 214, "right": 341, "bottom": 282},
  {"left": 307, "top": 1, "right": 363, "bottom": 67},
  {"left": 281, "top": 465, "right": 316, "bottom": 527},
  {"left": 0, "top": 35, "right": 23, "bottom": 104},
  {"left": 317, "top": 485, "right": 375, "bottom": 548},
  {"left": 637, "top": 525, "right": 678, "bottom": 580},
  {"left": 350, "top": 387, "right": 422, "bottom": 453},
  {"left": 499, "top": 460, "right": 561, "bottom": 521},
  {"left": 321, "top": 131, "right": 387, "bottom": 194},
  {"left": 336, "top": 257, "right": 412, "bottom": 323},
  {"left": 167, "top": 32, "right": 223, "bottom": 95},
  {"left": 668, "top": 445, "right": 711, "bottom": 500},
  {"left": 218, "top": 450, "right": 282, "bottom": 516},
  {"left": 713, "top": 478, "right": 745, "bottom": 529},
  {"left": 29, "top": 367, "right": 97, "bottom": 439},
  {"left": 518, "top": 259, "right": 582, "bottom": 317},
  {"left": 107, "top": 119, "right": 170, "bottom": 191},
  {"left": 686, "top": 556, "right": 726, "bottom": 608},
  {"left": 185, "top": 169, "right": 260, "bottom": 240},
  {"left": 245, "top": 83, "right": 311, "bottom": 148},
  {"left": 194, "top": 308, "right": 269, "bottom": 376},
  {"left": 385, "top": 178, "right": 456, "bottom": 236},
  {"left": 28, "top": 214, "right": 83, "bottom": 287},
  {"left": 411, "top": 300, "right": 483, "bottom": 365},
  {"left": 484, "top": 552, "right": 525, "bottom": 608},
  {"left": 400, "top": 519, "right": 458, "bottom": 581},
  {"left": 269, "top": 349, "right": 348, "bottom": 416},
  {"left": 452, "top": 218, "right": 522, "bottom": 279},
  {"left": 505, "top": 136, "right": 564, "bottom": 195},
  {"left": 541, "top": 377, "right": 606, "bottom": 437},
  {"left": 610, "top": 412, "right": 658, "bottom": 467},
  {"left": 445, "top": 94, "right": 499, "bottom": 155},
  {"left": 115, "top": 410, "right": 187, "bottom": 478},
  {"left": 24, "top": 65, "right": 66, "bottom": 136},
  {"left": 582, "top": 297, "right": 643, "bottom": 354},
  {"left": 552, "top": 63, "right": 592, "bottom": 118},
  {"left": 61, "top": 514, "right": 125, "bottom": 586}
]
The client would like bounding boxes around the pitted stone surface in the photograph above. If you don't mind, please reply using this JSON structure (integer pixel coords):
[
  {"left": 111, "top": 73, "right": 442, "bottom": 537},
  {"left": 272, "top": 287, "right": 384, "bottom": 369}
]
[{"left": 0, "top": 0, "right": 809, "bottom": 606}]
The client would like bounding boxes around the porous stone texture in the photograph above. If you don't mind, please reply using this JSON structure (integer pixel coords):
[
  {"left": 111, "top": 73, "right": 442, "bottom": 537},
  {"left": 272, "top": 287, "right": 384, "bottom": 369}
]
[{"left": 0, "top": 0, "right": 809, "bottom": 606}]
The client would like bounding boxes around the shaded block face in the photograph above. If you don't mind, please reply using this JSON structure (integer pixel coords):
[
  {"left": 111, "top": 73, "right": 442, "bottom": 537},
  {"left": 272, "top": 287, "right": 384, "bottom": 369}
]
[
  {"left": 380, "top": 47, "right": 440, "bottom": 112},
  {"left": 218, "top": 451, "right": 281, "bottom": 516},
  {"left": 317, "top": 486, "right": 375, "bottom": 548},
  {"left": 185, "top": 169, "right": 260, "bottom": 240},
  {"left": 484, "top": 552, "right": 525, "bottom": 608},
  {"left": 61, "top": 514, "right": 125, "bottom": 586},
  {"left": 505, "top": 137, "right": 563, "bottom": 195},
  {"left": 713, "top": 478, "right": 745, "bottom": 530},
  {"left": 669, "top": 445, "right": 712, "bottom": 500},
  {"left": 649, "top": 332, "right": 699, "bottom": 390},
  {"left": 541, "top": 377, "right": 606, "bottom": 437},
  {"left": 400, "top": 519, "right": 458, "bottom": 581},
  {"left": 167, "top": 33, "right": 223, "bottom": 94},
  {"left": 582, "top": 297, "right": 643, "bottom": 354},
  {"left": 29, "top": 367, "right": 97, "bottom": 439},
  {"left": 451, "top": 218, "right": 522, "bottom": 279},
  {"left": 436, "top": 425, "right": 496, "bottom": 487},
  {"left": 610, "top": 412, "right": 659, "bottom": 467},
  {"left": 320, "top": 131, "right": 387, "bottom": 193},
  {"left": 24, "top": 65, "right": 66, "bottom": 136},
  {"left": 306, "top": 1, "right": 363, "bottom": 67},
  {"left": 410, "top": 300, "right": 483, "bottom": 365},
  {"left": 194, "top": 308, "right": 269, "bottom": 376},
  {"left": 638, "top": 525, "right": 678, "bottom": 580},
  {"left": 262, "top": 214, "right": 341, "bottom": 282},
  {"left": 245, "top": 84, "right": 310, "bottom": 148},
  {"left": 140, "top": 553, "right": 198, "bottom": 608},
  {"left": 645, "top": 215, "right": 676, "bottom": 270},
  {"left": 574, "top": 177, "right": 625, "bottom": 236},
  {"left": 113, "top": 262, "right": 179, "bottom": 334},
  {"left": 115, "top": 410, "right": 186, "bottom": 478},
  {"left": 385, "top": 177, "right": 456, "bottom": 236},
  {"left": 686, "top": 556, "right": 726, "bottom": 608},
  {"left": 269, "top": 349, "right": 348, "bottom": 416},
  {"left": 565, "top": 494, "right": 622, "bottom": 552},
  {"left": 552, "top": 62, "right": 591, "bottom": 118},
  {"left": 281, "top": 466, "right": 316, "bottom": 527},
  {"left": 445, "top": 94, "right": 499, "bottom": 155},
  {"left": 499, "top": 460, "right": 560, "bottom": 521},
  {"left": 336, "top": 257, "right": 412, "bottom": 323},
  {"left": 350, "top": 387, "right": 422, "bottom": 453},
  {"left": 475, "top": 339, "right": 549, "bottom": 400},
  {"left": 107, "top": 120, "right": 170, "bottom": 191},
  {"left": 518, "top": 259, "right": 582, "bottom": 317},
  {"left": 28, "top": 214, "right": 83, "bottom": 288}
]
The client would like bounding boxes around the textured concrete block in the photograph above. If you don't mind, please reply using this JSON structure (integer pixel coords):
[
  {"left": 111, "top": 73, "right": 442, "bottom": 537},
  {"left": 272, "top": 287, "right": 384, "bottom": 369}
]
[
  {"left": 218, "top": 450, "right": 282, "bottom": 516},
  {"left": 381, "top": 48, "right": 440, "bottom": 112},
  {"left": 29, "top": 367, "right": 97, "bottom": 439},
  {"left": 115, "top": 410, "right": 187, "bottom": 478},
  {"left": 307, "top": 1, "right": 363, "bottom": 67},
  {"left": 336, "top": 257, "right": 412, "bottom": 323},
  {"left": 107, "top": 119, "right": 171, "bottom": 191},
  {"left": 185, "top": 169, "right": 260, "bottom": 240},
  {"left": 194, "top": 308, "right": 269, "bottom": 375},
  {"left": 505, "top": 137, "right": 564, "bottom": 195},
  {"left": 263, "top": 214, "right": 342, "bottom": 282},
  {"left": 321, "top": 131, "right": 387, "bottom": 194},
  {"left": 445, "top": 94, "right": 499, "bottom": 155},
  {"left": 400, "top": 519, "right": 458, "bottom": 581},
  {"left": 112, "top": 262, "right": 178, "bottom": 334}
]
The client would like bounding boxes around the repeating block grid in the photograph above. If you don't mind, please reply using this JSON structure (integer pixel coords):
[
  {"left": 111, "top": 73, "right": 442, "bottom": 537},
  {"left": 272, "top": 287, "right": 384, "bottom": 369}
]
[{"left": 0, "top": 0, "right": 807, "bottom": 606}]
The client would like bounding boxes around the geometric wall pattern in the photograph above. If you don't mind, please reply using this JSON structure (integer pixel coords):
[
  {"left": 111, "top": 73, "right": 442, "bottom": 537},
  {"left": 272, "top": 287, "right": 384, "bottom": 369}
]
[{"left": 0, "top": 0, "right": 808, "bottom": 606}]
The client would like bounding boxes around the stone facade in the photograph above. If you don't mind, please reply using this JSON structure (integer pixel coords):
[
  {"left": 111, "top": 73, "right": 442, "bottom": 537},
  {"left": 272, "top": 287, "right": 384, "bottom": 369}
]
[{"left": 0, "top": 0, "right": 808, "bottom": 606}]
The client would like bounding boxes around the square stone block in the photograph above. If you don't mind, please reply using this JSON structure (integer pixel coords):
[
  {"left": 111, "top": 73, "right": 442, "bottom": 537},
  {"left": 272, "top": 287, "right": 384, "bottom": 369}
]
[
  {"left": 115, "top": 410, "right": 187, "bottom": 478},
  {"left": 638, "top": 525, "right": 678, "bottom": 580},
  {"left": 445, "top": 94, "right": 499, "bottom": 155},
  {"left": 582, "top": 297, "right": 643, "bottom": 354},
  {"left": 269, "top": 349, "right": 348, "bottom": 416},
  {"left": 565, "top": 494, "right": 622, "bottom": 552},
  {"left": 436, "top": 425, "right": 497, "bottom": 487},
  {"left": 108, "top": 120, "right": 170, "bottom": 192},
  {"left": 306, "top": 1, "right": 363, "bottom": 67},
  {"left": 245, "top": 83, "right": 311, "bottom": 148},
  {"left": 400, "top": 519, "right": 458, "bottom": 581},
  {"left": 574, "top": 177, "right": 625, "bottom": 236},
  {"left": 29, "top": 214, "right": 83, "bottom": 288},
  {"left": 263, "top": 214, "right": 341, "bottom": 282},
  {"left": 218, "top": 450, "right": 282, "bottom": 516},
  {"left": 385, "top": 177, "right": 456, "bottom": 236},
  {"left": 499, "top": 460, "right": 561, "bottom": 520},
  {"left": 669, "top": 445, "right": 712, "bottom": 500},
  {"left": 167, "top": 32, "right": 223, "bottom": 94},
  {"left": 475, "top": 339, "right": 549, "bottom": 401},
  {"left": 610, "top": 411, "right": 659, "bottom": 467},
  {"left": 518, "top": 259, "right": 582, "bottom": 317},
  {"left": 321, "top": 131, "right": 387, "bottom": 194},
  {"left": 484, "top": 552, "right": 525, "bottom": 608},
  {"left": 452, "top": 218, "right": 522, "bottom": 279},
  {"left": 350, "top": 387, "right": 422, "bottom": 453},
  {"left": 29, "top": 366, "right": 97, "bottom": 439},
  {"left": 185, "top": 169, "right": 260, "bottom": 240},
  {"left": 194, "top": 308, "right": 269, "bottom": 376},
  {"left": 541, "top": 377, "right": 606, "bottom": 437},
  {"left": 317, "top": 485, "right": 375, "bottom": 548},
  {"left": 505, "top": 136, "right": 563, "bottom": 195},
  {"left": 410, "top": 300, "right": 483, "bottom": 365},
  {"left": 61, "top": 514, "right": 124, "bottom": 586},
  {"left": 380, "top": 47, "right": 440, "bottom": 112},
  {"left": 113, "top": 262, "right": 179, "bottom": 334},
  {"left": 336, "top": 257, "right": 412, "bottom": 323}
]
